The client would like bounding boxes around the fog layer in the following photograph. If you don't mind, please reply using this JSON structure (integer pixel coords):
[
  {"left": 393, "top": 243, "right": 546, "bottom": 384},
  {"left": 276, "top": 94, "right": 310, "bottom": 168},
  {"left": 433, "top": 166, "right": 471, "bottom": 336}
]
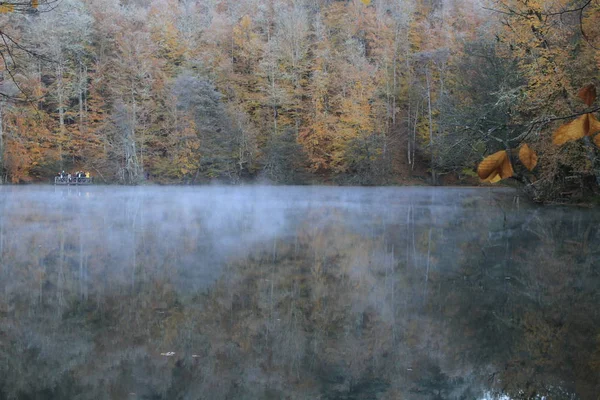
[{"left": 0, "top": 186, "right": 598, "bottom": 399}]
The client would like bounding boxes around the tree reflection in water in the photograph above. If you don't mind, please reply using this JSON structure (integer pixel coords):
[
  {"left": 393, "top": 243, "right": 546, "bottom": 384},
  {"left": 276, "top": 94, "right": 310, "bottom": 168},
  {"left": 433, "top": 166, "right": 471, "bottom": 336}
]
[{"left": 0, "top": 186, "right": 598, "bottom": 399}]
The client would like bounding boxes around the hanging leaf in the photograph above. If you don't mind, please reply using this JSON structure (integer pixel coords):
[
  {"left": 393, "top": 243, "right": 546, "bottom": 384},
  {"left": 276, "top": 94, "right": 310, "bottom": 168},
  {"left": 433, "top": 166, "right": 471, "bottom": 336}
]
[
  {"left": 31, "top": 0, "right": 39, "bottom": 8},
  {"left": 518, "top": 144, "right": 538, "bottom": 171},
  {"left": 552, "top": 114, "right": 588, "bottom": 146},
  {"left": 488, "top": 174, "right": 502, "bottom": 183},
  {"left": 578, "top": 84, "right": 597, "bottom": 107},
  {"left": 588, "top": 113, "right": 600, "bottom": 137},
  {"left": 0, "top": 4, "right": 15, "bottom": 13},
  {"left": 477, "top": 150, "right": 514, "bottom": 183}
]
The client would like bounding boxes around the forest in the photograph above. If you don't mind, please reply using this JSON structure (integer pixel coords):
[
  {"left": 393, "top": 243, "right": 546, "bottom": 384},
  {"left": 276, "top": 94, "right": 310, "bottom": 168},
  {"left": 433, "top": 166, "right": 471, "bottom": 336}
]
[{"left": 1, "top": 0, "right": 600, "bottom": 201}]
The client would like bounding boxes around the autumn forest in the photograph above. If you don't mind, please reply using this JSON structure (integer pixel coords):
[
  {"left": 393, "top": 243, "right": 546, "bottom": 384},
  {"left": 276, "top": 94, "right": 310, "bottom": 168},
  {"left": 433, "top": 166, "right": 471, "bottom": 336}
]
[
  {"left": 1, "top": 0, "right": 600, "bottom": 200},
  {"left": 3, "top": 2, "right": 600, "bottom": 398}
]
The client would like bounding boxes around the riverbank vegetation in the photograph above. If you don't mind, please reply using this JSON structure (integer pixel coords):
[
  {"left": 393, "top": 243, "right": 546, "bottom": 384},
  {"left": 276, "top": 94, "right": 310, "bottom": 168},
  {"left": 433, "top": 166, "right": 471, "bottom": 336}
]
[{"left": 1, "top": 0, "right": 600, "bottom": 200}]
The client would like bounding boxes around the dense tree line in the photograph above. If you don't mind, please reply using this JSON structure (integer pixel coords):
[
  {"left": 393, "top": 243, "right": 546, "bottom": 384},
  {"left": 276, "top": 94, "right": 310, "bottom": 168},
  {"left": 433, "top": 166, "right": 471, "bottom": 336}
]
[{"left": 0, "top": 0, "right": 599, "bottom": 197}]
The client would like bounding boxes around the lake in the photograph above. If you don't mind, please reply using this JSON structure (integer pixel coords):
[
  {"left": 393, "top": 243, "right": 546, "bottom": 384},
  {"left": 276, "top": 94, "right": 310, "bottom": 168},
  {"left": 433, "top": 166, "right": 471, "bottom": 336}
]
[{"left": 0, "top": 186, "right": 598, "bottom": 399}]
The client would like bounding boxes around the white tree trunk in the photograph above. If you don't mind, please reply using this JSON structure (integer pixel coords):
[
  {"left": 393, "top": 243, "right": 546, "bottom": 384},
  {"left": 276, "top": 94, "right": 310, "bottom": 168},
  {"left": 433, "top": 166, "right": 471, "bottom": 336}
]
[
  {"left": 426, "top": 66, "right": 435, "bottom": 184},
  {"left": 0, "top": 100, "right": 3, "bottom": 184}
]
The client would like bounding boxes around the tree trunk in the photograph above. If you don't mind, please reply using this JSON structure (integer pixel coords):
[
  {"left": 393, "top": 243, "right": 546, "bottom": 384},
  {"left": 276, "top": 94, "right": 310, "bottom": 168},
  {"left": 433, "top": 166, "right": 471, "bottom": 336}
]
[
  {"left": 426, "top": 66, "right": 436, "bottom": 185},
  {"left": 78, "top": 60, "right": 86, "bottom": 134},
  {"left": 55, "top": 61, "right": 67, "bottom": 169},
  {"left": 57, "top": 63, "right": 66, "bottom": 135},
  {"left": 0, "top": 100, "right": 3, "bottom": 184},
  {"left": 125, "top": 85, "right": 141, "bottom": 184}
]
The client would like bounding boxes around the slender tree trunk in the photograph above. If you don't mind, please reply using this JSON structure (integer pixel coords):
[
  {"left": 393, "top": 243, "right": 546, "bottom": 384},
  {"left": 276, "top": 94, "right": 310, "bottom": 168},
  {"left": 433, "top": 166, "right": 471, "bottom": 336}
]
[
  {"left": 125, "top": 84, "right": 140, "bottom": 183},
  {"left": 0, "top": 100, "right": 3, "bottom": 184},
  {"left": 78, "top": 60, "right": 86, "bottom": 134},
  {"left": 392, "top": 27, "right": 399, "bottom": 127},
  {"left": 405, "top": 41, "right": 413, "bottom": 169},
  {"left": 57, "top": 63, "right": 66, "bottom": 135},
  {"left": 56, "top": 61, "right": 66, "bottom": 169},
  {"left": 270, "top": 49, "right": 278, "bottom": 136},
  {"left": 425, "top": 66, "right": 435, "bottom": 184}
]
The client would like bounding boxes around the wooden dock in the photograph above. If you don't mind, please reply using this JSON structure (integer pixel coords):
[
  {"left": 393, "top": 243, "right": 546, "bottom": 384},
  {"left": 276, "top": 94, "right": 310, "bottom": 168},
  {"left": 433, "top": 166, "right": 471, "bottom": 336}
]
[{"left": 54, "top": 177, "right": 93, "bottom": 185}]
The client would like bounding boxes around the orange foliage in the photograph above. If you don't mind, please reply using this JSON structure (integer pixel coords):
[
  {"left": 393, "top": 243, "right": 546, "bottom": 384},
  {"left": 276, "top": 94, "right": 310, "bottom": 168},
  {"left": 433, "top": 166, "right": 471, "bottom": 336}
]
[
  {"left": 518, "top": 144, "right": 538, "bottom": 171},
  {"left": 477, "top": 150, "right": 514, "bottom": 183},
  {"left": 552, "top": 114, "right": 589, "bottom": 146},
  {"left": 578, "top": 84, "right": 597, "bottom": 107}
]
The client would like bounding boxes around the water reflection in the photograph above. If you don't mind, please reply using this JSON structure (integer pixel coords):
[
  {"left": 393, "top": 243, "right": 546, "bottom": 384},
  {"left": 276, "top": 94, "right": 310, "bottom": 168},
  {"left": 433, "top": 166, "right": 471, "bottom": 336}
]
[{"left": 0, "top": 186, "right": 598, "bottom": 399}]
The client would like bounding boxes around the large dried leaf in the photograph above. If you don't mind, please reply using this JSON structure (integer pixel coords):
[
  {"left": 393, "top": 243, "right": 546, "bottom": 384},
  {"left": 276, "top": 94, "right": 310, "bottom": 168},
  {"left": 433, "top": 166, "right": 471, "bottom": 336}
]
[
  {"left": 552, "top": 114, "right": 588, "bottom": 146},
  {"left": 488, "top": 174, "right": 502, "bottom": 183},
  {"left": 588, "top": 113, "right": 600, "bottom": 137},
  {"left": 518, "top": 144, "right": 538, "bottom": 171},
  {"left": 578, "top": 84, "right": 597, "bottom": 106},
  {"left": 477, "top": 150, "right": 514, "bottom": 183},
  {"left": 0, "top": 4, "right": 15, "bottom": 13}
]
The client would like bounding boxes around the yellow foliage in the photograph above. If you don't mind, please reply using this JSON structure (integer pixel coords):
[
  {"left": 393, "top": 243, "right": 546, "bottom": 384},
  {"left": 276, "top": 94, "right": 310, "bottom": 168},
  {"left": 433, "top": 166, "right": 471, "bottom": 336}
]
[
  {"left": 552, "top": 114, "right": 589, "bottom": 146},
  {"left": 589, "top": 113, "right": 600, "bottom": 137},
  {"left": 0, "top": 4, "right": 15, "bottom": 13},
  {"left": 477, "top": 150, "right": 514, "bottom": 183},
  {"left": 518, "top": 144, "right": 538, "bottom": 171},
  {"left": 553, "top": 112, "right": 600, "bottom": 146},
  {"left": 233, "top": 15, "right": 255, "bottom": 48},
  {"left": 360, "top": 0, "right": 371, "bottom": 5}
]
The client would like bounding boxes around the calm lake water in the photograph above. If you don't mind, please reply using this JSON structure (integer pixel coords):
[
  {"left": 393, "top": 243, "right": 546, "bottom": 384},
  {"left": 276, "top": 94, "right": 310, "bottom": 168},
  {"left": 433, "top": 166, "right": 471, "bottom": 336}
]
[{"left": 0, "top": 186, "right": 598, "bottom": 399}]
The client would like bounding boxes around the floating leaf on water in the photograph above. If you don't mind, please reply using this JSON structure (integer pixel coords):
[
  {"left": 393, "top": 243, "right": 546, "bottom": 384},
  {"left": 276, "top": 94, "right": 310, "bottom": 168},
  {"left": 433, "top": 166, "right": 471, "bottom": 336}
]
[
  {"left": 518, "top": 143, "right": 538, "bottom": 171},
  {"left": 578, "top": 84, "right": 597, "bottom": 106}
]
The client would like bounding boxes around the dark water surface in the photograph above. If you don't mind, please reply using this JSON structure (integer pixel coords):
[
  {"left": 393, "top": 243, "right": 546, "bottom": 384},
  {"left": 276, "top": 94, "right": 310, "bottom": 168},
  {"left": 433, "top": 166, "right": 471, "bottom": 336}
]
[{"left": 0, "top": 186, "right": 598, "bottom": 399}]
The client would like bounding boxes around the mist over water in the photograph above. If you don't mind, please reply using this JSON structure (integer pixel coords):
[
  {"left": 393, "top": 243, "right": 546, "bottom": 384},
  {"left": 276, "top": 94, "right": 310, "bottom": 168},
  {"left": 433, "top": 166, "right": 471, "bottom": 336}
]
[{"left": 0, "top": 186, "right": 598, "bottom": 399}]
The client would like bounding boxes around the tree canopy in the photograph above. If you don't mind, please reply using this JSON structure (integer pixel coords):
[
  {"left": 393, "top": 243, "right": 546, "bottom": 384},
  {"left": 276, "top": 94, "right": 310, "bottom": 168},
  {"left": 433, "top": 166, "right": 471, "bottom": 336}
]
[{"left": 0, "top": 0, "right": 598, "bottom": 200}]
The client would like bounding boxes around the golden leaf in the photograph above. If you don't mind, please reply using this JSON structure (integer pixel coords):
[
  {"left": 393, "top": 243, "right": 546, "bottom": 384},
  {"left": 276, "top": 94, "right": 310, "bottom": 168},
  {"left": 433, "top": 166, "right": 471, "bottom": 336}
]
[
  {"left": 578, "top": 84, "right": 597, "bottom": 107},
  {"left": 0, "top": 4, "right": 15, "bottom": 13},
  {"left": 31, "top": 0, "right": 38, "bottom": 8},
  {"left": 360, "top": 0, "right": 371, "bottom": 4},
  {"left": 477, "top": 150, "right": 514, "bottom": 183},
  {"left": 552, "top": 114, "right": 588, "bottom": 146},
  {"left": 489, "top": 174, "right": 502, "bottom": 183},
  {"left": 588, "top": 113, "right": 600, "bottom": 137},
  {"left": 518, "top": 143, "right": 538, "bottom": 171}
]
